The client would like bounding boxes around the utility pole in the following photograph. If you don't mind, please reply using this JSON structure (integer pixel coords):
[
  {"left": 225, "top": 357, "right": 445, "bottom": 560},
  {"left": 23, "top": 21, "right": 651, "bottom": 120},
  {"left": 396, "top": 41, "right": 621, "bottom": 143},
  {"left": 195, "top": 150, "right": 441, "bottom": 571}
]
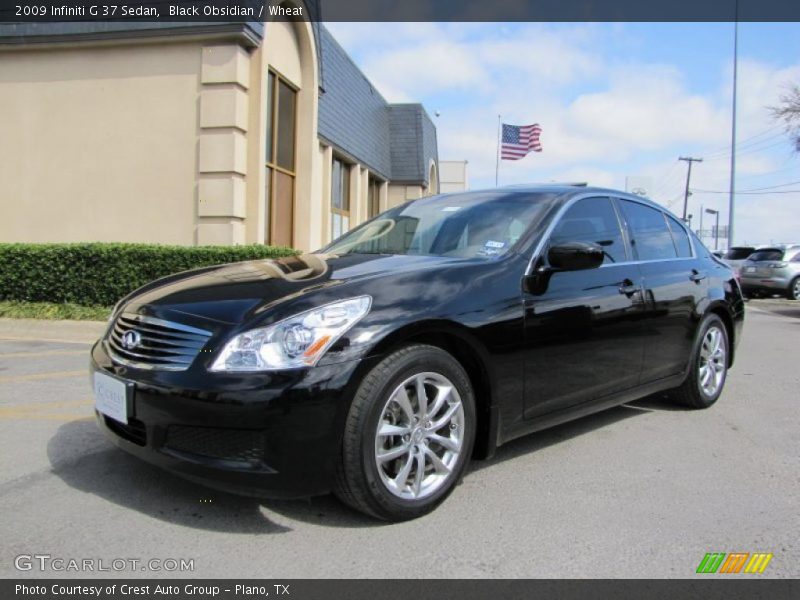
[{"left": 679, "top": 156, "right": 703, "bottom": 221}]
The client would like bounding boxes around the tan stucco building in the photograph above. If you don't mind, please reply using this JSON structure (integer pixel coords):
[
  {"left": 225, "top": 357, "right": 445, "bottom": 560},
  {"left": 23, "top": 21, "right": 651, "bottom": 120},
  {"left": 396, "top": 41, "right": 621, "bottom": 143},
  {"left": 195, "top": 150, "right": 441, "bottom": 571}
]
[{"left": 0, "top": 8, "right": 439, "bottom": 251}]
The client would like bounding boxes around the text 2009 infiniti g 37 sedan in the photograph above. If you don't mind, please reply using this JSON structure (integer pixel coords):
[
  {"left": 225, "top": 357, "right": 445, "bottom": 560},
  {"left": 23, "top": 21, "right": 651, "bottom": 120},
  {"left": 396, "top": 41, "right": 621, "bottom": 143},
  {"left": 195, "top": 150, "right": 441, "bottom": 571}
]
[{"left": 91, "top": 185, "right": 744, "bottom": 520}]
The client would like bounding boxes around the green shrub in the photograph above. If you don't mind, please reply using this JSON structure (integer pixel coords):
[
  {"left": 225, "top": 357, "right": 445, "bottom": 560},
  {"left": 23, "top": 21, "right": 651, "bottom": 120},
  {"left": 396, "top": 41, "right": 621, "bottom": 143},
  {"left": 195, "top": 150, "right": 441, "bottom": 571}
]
[
  {"left": 0, "top": 301, "right": 111, "bottom": 321},
  {"left": 0, "top": 243, "right": 299, "bottom": 307}
]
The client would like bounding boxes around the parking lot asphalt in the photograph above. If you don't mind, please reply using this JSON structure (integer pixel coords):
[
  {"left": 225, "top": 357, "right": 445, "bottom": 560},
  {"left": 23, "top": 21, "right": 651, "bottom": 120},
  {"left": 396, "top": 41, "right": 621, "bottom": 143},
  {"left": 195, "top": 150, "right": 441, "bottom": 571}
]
[{"left": 0, "top": 301, "right": 798, "bottom": 579}]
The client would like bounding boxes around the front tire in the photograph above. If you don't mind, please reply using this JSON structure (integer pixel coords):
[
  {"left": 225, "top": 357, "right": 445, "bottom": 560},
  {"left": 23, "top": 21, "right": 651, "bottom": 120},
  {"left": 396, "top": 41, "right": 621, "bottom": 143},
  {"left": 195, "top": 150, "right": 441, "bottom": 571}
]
[
  {"left": 333, "top": 344, "right": 476, "bottom": 521},
  {"left": 667, "top": 314, "right": 729, "bottom": 409}
]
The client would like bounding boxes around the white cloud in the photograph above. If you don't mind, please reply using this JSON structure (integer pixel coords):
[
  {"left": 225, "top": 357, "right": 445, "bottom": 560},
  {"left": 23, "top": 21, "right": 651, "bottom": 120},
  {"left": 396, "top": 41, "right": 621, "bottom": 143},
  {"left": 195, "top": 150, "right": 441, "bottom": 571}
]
[{"left": 326, "top": 23, "right": 800, "bottom": 245}]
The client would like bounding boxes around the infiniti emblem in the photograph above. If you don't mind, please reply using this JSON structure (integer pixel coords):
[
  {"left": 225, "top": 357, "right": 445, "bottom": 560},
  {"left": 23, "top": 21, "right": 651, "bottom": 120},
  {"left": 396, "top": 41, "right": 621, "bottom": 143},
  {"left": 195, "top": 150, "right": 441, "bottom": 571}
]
[{"left": 121, "top": 330, "right": 142, "bottom": 350}]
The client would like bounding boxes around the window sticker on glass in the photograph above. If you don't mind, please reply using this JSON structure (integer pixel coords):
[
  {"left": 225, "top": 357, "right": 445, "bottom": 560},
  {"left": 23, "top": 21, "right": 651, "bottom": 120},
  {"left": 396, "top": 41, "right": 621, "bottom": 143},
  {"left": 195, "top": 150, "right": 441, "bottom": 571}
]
[
  {"left": 441, "top": 206, "right": 462, "bottom": 212},
  {"left": 479, "top": 240, "right": 506, "bottom": 256}
]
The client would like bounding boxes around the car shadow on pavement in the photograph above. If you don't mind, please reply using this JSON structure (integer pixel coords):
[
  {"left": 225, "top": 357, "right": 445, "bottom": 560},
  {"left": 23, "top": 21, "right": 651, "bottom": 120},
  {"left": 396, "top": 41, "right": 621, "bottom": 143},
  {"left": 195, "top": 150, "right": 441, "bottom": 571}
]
[
  {"left": 47, "top": 419, "right": 293, "bottom": 534},
  {"left": 265, "top": 394, "right": 685, "bottom": 527},
  {"left": 467, "top": 395, "right": 679, "bottom": 475},
  {"left": 48, "top": 395, "right": 685, "bottom": 531}
]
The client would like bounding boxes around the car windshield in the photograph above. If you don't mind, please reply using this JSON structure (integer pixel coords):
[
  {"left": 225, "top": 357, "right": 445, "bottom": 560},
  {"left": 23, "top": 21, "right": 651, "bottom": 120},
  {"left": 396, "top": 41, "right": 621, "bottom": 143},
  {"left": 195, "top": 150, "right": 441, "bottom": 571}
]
[
  {"left": 748, "top": 249, "right": 784, "bottom": 262},
  {"left": 724, "top": 247, "right": 755, "bottom": 260},
  {"left": 323, "top": 191, "right": 557, "bottom": 259}
]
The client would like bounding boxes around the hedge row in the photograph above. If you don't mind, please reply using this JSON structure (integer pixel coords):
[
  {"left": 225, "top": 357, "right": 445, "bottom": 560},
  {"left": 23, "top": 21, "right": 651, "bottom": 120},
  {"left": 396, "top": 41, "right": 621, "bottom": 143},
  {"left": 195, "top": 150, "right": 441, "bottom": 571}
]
[{"left": 0, "top": 243, "right": 299, "bottom": 307}]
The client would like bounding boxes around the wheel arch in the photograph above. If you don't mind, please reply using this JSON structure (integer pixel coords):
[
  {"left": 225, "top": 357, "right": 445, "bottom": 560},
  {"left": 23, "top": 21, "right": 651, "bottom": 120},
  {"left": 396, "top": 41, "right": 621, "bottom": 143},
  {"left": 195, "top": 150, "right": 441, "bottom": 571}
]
[
  {"left": 366, "top": 320, "right": 499, "bottom": 460},
  {"left": 705, "top": 301, "right": 736, "bottom": 367}
]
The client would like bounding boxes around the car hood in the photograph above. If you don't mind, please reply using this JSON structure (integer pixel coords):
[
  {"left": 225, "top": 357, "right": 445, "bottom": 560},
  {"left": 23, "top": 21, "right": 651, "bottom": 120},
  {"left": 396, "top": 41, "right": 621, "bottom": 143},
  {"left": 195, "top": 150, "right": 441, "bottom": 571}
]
[{"left": 123, "top": 253, "right": 465, "bottom": 325}]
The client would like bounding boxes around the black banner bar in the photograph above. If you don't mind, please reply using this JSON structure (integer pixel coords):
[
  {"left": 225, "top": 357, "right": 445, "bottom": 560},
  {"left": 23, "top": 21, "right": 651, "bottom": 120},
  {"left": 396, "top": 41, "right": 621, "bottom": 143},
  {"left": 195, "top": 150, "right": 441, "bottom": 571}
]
[
  {"left": 3, "top": 579, "right": 799, "bottom": 600},
  {"left": 1, "top": 0, "right": 800, "bottom": 23}
]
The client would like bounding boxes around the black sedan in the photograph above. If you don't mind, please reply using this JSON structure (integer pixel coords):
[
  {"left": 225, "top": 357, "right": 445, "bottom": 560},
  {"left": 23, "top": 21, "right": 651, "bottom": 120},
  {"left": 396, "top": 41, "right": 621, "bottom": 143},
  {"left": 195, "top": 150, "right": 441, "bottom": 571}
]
[{"left": 91, "top": 185, "right": 744, "bottom": 521}]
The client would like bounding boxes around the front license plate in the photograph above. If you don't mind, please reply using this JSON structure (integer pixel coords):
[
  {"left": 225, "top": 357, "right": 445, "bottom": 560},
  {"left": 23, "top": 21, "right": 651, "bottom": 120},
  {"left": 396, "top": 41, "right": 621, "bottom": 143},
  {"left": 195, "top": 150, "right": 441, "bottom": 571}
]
[
  {"left": 745, "top": 266, "right": 755, "bottom": 273},
  {"left": 94, "top": 371, "right": 131, "bottom": 424}
]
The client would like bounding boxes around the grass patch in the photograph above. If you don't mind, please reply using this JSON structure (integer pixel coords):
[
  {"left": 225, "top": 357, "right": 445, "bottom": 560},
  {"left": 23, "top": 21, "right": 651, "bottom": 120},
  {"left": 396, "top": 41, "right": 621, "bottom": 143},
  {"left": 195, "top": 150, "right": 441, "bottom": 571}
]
[{"left": 0, "top": 301, "right": 110, "bottom": 321}]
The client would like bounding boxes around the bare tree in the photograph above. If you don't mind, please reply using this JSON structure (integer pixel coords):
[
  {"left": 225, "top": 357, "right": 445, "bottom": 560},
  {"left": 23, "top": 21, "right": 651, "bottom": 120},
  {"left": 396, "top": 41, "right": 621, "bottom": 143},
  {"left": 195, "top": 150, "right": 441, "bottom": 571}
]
[{"left": 770, "top": 84, "right": 800, "bottom": 152}]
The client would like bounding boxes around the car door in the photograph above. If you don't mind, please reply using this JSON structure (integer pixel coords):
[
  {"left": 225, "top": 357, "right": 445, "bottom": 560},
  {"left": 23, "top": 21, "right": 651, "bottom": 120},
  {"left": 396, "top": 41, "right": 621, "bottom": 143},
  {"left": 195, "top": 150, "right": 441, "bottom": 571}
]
[
  {"left": 523, "top": 196, "right": 646, "bottom": 418},
  {"left": 616, "top": 198, "right": 707, "bottom": 383}
]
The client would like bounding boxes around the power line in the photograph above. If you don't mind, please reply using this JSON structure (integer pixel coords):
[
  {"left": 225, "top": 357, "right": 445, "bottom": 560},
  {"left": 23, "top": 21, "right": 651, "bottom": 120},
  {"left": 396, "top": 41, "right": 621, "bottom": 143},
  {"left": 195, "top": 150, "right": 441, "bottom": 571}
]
[
  {"left": 702, "top": 130, "right": 787, "bottom": 159},
  {"left": 704, "top": 137, "right": 792, "bottom": 161},
  {"left": 696, "top": 123, "right": 784, "bottom": 158},
  {"left": 732, "top": 179, "right": 800, "bottom": 192},
  {"left": 738, "top": 159, "right": 798, "bottom": 180},
  {"left": 649, "top": 160, "right": 684, "bottom": 198}
]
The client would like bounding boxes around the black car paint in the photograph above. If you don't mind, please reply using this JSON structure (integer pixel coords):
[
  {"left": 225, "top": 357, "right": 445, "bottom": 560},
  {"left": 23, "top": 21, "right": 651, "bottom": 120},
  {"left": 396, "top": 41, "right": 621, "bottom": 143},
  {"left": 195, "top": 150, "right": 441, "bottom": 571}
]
[{"left": 91, "top": 187, "right": 744, "bottom": 498}]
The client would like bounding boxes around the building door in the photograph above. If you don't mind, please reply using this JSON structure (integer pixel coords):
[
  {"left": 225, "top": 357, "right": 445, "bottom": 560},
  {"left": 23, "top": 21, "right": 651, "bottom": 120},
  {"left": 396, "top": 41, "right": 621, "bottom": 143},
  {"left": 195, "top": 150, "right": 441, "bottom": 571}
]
[{"left": 265, "top": 70, "right": 297, "bottom": 247}]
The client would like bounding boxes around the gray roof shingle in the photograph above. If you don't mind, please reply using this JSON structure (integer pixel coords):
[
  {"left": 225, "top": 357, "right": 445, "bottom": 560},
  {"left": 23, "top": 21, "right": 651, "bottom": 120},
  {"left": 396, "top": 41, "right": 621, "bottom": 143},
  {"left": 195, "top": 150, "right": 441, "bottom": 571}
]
[{"left": 317, "top": 26, "right": 438, "bottom": 185}]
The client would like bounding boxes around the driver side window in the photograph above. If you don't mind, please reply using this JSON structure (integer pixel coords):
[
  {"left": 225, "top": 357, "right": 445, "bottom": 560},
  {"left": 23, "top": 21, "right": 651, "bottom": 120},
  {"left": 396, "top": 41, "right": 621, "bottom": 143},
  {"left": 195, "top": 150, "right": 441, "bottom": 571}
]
[{"left": 550, "top": 197, "right": 628, "bottom": 264}]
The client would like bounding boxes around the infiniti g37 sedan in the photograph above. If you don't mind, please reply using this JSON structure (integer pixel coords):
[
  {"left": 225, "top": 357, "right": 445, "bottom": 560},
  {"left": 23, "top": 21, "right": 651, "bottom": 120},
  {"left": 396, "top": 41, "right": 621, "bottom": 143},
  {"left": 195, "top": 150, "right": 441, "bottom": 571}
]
[{"left": 91, "top": 186, "right": 744, "bottom": 520}]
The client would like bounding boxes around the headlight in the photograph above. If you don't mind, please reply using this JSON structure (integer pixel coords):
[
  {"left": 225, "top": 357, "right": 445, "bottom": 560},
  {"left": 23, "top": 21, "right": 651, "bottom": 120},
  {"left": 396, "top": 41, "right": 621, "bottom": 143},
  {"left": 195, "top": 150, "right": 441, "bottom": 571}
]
[{"left": 210, "top": 296, "right": 372, "bottom": 372}]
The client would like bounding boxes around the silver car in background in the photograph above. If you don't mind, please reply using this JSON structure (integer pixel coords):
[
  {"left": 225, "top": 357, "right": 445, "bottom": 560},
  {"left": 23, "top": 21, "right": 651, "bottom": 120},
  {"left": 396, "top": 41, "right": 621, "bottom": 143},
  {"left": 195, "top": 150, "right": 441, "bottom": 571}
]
[
  {"left": 739, "top": 245, "right": 800, "bottom": 300},
  {"left": 722, "top": 246, "right": 756, "bottom": 275}
]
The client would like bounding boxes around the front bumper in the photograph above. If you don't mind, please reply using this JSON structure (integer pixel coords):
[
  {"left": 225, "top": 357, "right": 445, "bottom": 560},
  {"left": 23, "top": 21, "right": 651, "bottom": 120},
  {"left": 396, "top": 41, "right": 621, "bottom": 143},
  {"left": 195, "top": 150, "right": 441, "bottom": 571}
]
[{"left": 90, "top": 340, "right": 365, "bottom": 499}]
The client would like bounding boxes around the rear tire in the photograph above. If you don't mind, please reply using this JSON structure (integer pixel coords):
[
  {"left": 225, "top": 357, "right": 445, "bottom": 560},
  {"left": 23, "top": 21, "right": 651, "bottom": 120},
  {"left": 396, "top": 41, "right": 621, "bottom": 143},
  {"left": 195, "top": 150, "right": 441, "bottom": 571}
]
[
  {"left": 787, "top": 277, "right": 800, "bottom": 301},
  {"left": 333, "top": 344, "right": 476, "bottom": 521},
  {"left": 667, "top": 314, "right": 729, "bottom": 409}
]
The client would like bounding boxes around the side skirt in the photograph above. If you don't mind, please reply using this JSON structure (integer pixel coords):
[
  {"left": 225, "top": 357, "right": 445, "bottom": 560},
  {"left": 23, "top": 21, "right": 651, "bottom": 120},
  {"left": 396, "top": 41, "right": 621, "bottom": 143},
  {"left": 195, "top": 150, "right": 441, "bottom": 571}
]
[{"left": 497, "top": 372, "right": 686, "bottom": 447}]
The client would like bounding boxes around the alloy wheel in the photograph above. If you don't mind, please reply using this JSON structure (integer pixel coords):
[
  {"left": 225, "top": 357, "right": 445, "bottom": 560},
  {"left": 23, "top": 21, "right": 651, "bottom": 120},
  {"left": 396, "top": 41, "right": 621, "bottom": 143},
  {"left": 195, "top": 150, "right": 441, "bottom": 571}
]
[
  {"left": 698, "top": 326, "right": 727, "bottom": 397},
  {"left": 374, "top": 372, "right": 465, "bottom": 500}
]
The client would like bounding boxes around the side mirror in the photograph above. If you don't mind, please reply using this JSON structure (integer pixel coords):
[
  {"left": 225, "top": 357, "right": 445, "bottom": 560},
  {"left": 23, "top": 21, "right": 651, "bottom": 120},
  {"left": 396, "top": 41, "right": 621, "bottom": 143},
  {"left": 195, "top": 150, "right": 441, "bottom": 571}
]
[{"left": 547, "top": 241, "right": 604, "bottom": 271}]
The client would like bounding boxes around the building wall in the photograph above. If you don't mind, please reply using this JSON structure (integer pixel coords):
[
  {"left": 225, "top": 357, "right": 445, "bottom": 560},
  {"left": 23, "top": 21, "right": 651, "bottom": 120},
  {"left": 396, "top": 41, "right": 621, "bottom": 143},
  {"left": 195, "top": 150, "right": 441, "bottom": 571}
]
[
  {"left": 387, "top": 183, "right": 424, "bottom": 208},
  {"left": 197, "top": 43, "right": 250, "bottom": 246},
  {"left": 0, "top": 43, "right": 202, "bottom": 244},
  {"left": 0, "top": 17, "right": 437, "bottom": 252},
  {"left": 439, "top": 160, "right": 469, "bottom": 193}
]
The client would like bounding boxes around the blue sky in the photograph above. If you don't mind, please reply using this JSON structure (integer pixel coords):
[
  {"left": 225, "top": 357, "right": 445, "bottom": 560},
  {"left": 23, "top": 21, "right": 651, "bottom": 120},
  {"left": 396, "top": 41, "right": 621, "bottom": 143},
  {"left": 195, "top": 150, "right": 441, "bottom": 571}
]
[{"left": 327, "top": 22, "right": 800, "bottom": 246}]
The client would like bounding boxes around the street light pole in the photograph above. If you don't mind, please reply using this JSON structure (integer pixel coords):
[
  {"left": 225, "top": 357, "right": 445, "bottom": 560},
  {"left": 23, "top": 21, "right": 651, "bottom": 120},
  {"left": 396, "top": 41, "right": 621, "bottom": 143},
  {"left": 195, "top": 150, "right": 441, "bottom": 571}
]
[
  {"left": 699, "top": 204, "right": 704, "bottom": 238},
  {"left": 728, "top": 5, "right": 739, "bottom": 249},
  {"left": 706, "top": 208, "right": 720, "bottom": 251},
  {"left": 679, "top": 156, "right": 703, "bottom": 221}
]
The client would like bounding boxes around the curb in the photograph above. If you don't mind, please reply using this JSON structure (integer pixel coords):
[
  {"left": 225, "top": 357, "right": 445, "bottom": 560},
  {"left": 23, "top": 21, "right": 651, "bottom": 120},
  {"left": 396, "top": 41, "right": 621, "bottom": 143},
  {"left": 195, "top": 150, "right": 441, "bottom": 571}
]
[{"left": 0, "top": 318, "right": 106, "bottom": 345}]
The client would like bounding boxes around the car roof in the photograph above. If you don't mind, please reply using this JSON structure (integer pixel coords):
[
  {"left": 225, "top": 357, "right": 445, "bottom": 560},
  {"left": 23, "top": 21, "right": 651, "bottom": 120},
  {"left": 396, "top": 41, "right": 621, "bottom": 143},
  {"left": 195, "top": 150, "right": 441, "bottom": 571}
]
[
  {"left": 430, "top": 184, "right": 693, "bottom": 230},
  {"left": 465, "top": 184, "right": 681, "bottom": 218}
]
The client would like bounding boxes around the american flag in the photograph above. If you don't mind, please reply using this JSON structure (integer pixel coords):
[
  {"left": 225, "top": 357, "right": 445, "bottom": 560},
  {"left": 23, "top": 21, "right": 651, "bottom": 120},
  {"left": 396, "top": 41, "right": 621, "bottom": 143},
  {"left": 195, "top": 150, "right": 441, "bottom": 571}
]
[{"left": 501, "top": 123, "right": 542, "bottom": 160}]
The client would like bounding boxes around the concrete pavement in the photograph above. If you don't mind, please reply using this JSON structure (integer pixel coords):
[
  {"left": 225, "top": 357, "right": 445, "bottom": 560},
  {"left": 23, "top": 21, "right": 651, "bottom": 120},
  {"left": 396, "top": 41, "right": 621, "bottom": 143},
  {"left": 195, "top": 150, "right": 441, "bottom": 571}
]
[{"left": 0, "top": 304, "right": 797, "bottom": 578}]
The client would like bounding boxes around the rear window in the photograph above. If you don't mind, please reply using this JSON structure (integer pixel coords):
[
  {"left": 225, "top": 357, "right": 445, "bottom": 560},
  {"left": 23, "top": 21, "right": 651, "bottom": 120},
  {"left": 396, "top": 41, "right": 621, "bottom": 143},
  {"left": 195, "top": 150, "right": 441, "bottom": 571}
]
[
  {"left": 748, "top": 249, "right": 784, "bottom": 262},
  {"left": 724, "top": 247, "right": 755, "bottom": 260},
  {"left": 618, "top": 199, "right": 677, "bottom": 261},
  {"left": 665, "top": 214, "right": 692, "bottom": 258}
]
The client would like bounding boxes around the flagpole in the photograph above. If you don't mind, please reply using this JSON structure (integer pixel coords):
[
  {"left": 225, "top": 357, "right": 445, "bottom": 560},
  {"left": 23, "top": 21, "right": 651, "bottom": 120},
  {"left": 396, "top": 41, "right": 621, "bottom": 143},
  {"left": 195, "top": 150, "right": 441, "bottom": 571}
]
[{"left": 495, "top": 115, "right": 501, "bottom": 187}]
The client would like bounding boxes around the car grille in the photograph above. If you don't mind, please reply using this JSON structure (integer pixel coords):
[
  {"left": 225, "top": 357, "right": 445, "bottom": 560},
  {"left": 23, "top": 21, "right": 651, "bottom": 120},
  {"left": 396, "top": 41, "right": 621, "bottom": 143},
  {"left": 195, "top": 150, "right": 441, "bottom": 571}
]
[
  {"left": 107, "top": 313, "right": 212, "bottom": 371},
  {"left": 164, "top": 425, "right": 267, "bottom": 468}
]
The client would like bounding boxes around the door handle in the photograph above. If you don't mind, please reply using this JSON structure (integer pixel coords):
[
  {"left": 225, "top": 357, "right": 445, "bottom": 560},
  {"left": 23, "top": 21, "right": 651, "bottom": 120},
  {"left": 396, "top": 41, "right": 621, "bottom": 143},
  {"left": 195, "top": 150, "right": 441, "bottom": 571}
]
[
  {"left": 618, "top": 280, "right": 639, "bottom": 296},
  {"left": 690, "top": 269, "right": 707, "bottom": 283}
]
